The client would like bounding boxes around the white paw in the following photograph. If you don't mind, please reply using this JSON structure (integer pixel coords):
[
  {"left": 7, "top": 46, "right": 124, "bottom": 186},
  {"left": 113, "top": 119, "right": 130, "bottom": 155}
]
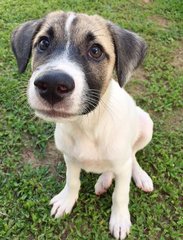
[
  {"left": 95, "top": 172, "right": 113, "bottom": 195},
  {"left": 109, "top": 210, "right": 131, "bottom": 240},
  {"left": 133, "top": 168, "right": 153, "bottom": 192},
  {"left": 50, "top": 187, "right": 78, "bottom": 218}
]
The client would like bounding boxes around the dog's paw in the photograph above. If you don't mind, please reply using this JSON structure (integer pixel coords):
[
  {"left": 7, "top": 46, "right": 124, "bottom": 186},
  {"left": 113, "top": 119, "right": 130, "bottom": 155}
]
[
  {"left": 50, "top": 187, "right": 78, "bottom": 218},
  {"left": 132, "top": 168, "right": 153, "bottom": 192},
  {"left": 109, "top": 210, "right": 131, "bottom": 240},
  {"left": 95, "top": 172, "right": 113, "bottom": 195}
]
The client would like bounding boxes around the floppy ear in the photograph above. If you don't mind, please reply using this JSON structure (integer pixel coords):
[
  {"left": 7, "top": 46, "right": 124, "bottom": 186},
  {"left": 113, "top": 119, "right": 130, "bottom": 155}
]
[
  {"left": 108, "top": 23, "right": 147, "bottom": 87},
  {"left": 11, "top": 19, "right": 43, "bottom": 73}
]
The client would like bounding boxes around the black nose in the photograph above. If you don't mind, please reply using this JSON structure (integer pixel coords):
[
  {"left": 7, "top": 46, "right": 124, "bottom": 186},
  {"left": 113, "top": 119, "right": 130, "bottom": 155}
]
[{"left": 34, "top": 70, "right": 75, "bottom": 105}]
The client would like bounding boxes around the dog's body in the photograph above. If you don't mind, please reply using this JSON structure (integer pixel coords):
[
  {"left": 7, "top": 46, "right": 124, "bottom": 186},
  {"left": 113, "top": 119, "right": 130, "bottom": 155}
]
[{"left": 11, "top": 11, "right": 153, "bottom": 239}]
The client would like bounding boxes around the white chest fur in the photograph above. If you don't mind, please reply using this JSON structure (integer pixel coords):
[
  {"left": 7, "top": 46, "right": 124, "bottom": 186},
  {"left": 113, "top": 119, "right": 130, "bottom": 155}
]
[{"left": 55, "top": 122, "right": 115, "bottom": 173}]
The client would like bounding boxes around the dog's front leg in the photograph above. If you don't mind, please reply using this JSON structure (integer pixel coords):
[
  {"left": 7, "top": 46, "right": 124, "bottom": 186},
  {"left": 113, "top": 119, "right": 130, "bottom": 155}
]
[
  {"left": 110, "top": 160, "right": 132, "bottom": 240},
  {"left": 50, "top": 155, "right": 81, "bottom": 218}
]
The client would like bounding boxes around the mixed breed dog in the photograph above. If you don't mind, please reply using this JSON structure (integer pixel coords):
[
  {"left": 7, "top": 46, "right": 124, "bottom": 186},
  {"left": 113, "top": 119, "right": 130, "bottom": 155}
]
[{"left": 11, "top": 11, "right": 154, "bottom": 239}]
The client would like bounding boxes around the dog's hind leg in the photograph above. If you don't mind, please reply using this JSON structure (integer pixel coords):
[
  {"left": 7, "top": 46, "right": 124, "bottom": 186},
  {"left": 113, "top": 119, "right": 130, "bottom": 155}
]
[
  {"left": 95, "top": 172, "right": 114, "bottom": 195},
  {"left": 132, "top": 156, "right": 153, "bottom": 192},
  {"left": 132, "top": 107, "right": 154, "bottom": 192}
]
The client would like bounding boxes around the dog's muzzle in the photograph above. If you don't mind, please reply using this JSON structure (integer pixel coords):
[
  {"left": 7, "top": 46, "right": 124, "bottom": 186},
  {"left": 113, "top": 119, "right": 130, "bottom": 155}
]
[{"left": 34, "top": 70, "right": 75, "bottom": 105}]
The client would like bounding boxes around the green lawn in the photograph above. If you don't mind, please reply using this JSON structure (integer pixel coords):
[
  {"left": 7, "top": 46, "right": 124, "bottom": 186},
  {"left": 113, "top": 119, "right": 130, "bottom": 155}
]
[{"left": 0, "top": 0, "right": 182, "bottom": 239}]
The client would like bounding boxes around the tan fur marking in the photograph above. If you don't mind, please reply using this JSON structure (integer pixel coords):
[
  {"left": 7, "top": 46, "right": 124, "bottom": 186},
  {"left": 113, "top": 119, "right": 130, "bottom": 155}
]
[{"left": 70, "top": 14, "right": 115, "bottom": 94}]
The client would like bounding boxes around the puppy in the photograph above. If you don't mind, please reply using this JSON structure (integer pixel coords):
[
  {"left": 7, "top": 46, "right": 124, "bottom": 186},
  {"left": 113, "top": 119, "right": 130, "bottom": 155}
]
[{"left": 11, "top": 11, "right": 154, "bottom": 239}]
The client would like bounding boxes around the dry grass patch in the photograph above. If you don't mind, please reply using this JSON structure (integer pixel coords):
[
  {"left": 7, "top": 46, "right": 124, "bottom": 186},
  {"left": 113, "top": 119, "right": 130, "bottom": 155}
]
[
  {"left": 133, "top": 67, "right": 147, "bottom": 81},
  {"left": 149, "top": 15, "right": 170, "bottom": 28},
  {"left": 163, "top": 108, "right": 183, "bottom": 131},
  {"left": 22, "top": 141, "right": 62, "bottom": 173},
  {"left": 125, "top": 67, "right": 148, "bottom": 96},
  {"left": 172, "top": 40, "right": 183, "bottom": 70}
]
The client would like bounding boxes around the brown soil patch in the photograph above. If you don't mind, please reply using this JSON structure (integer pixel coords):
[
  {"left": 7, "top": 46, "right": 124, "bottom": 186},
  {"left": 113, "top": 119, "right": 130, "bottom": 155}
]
[
  {"left": 125, "top": 81, "right": 146, "bottom": 96},
  {"left": 125, "top": 67, "right": 148, "bottom": 96},
  {"left": 132, "top": 67, "right": 147, "bottom": 81},
  {"left": 164, "top": 108, "right": 183, "bottom": 131},
  {"left": 22, "top": 140, "right": 63, "bottom": 173},
  {"left": 149, "top": 15, "right": 170, "bottom": 28},
  {"left": 172, "top": 40, "right": 183, "bottom": 70}
]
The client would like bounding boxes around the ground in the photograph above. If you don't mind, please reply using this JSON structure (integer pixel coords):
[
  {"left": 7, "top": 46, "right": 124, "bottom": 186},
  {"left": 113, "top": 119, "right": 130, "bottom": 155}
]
[{"left": 0, "top": 0, "right": 182, "bottom": 239}]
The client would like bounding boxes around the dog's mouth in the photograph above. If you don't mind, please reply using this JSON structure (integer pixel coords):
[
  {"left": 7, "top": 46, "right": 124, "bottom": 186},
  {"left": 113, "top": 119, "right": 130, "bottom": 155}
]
[{"left": 36, "top": 109, "right": 76, "bottom": 119}]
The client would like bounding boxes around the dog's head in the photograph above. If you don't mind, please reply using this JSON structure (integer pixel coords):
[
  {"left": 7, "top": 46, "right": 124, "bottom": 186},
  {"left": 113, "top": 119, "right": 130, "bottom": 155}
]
[{"left": 11, "top": 11, "right": 147, "bottom": 121}]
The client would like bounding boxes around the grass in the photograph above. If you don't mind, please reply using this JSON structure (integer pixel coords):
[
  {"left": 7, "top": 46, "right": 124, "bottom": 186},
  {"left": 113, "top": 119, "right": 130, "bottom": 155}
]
[{"left": 0, "top": 0, "right": 182, "bottom": 239}]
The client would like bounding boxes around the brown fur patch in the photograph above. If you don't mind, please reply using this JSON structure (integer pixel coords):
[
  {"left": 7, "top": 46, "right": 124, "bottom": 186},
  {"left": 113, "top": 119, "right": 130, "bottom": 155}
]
[
  {"left": 143, "top": 0, "right": 153, "bottom": 3},
  {"left": 32, "top": 11, "right": 68, "bottom": 70},
  {"left": 69, "top": 13, "right": 115, "bottom": 93},
  {"left": 35, "top": 11, "right": 67, "bottom": 41}
]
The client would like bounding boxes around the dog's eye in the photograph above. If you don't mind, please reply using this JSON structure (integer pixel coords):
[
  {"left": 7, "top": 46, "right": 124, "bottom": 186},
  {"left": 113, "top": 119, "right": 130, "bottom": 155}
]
[
  {"left": 88, "top": 44, "right": 103, "bottom": 60},
  {"left": 38, "top": 37, "right": 50, "bottom": 51}
]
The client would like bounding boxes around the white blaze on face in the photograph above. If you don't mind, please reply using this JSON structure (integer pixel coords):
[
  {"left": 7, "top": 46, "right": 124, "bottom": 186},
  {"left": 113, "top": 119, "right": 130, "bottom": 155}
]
[{"left": 64, "top": 13, "right": 76, "bottom": 54}]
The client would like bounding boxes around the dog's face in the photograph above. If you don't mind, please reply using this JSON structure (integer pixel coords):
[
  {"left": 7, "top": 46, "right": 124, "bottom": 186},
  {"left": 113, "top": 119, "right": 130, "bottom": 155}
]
[{"left": 12, "top": 11, "right": 147, "bottom": 121}]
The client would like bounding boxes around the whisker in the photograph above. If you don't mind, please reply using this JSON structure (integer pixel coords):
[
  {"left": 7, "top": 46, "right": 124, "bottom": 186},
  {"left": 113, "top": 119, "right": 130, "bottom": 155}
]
[
  {"left": 84, "top": 91, "right": 120, "bottom": 122},
  {"left": 91, "top": 27, "right": 106, "bottom": 33}
]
